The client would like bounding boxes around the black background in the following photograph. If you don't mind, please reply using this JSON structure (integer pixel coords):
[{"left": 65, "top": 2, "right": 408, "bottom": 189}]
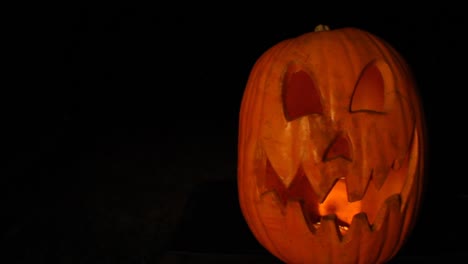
[{"left": 4, "top": 5, "right": 467, "bottom": 263}]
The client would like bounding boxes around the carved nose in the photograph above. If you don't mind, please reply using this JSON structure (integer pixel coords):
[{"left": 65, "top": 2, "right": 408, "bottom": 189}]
[{"left": 324, "top": 133, "right": 352, "bottom": 162}]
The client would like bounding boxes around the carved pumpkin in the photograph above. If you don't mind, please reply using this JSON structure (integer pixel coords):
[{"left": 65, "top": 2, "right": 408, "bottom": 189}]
[{"left": 237, "top": 25, "right": 426, "bottom": 263}]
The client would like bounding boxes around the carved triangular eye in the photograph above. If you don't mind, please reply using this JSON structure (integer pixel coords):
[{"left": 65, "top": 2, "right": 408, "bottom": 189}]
[
  {"left": 283, "top": 69, "right": 323, "bottom": 121},
  {"left": 350, "top": 61, "right": 386, "bottom": 113}
]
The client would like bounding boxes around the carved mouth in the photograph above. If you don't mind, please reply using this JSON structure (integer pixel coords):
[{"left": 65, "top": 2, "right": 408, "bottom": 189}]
[
  {"left": 260, "top": 163, "right": 407, "bottom": 236},
  {"left": 305, "top": 177, "right": 359, "bottom": 234},
  {"left": 304, "top": 176, "right": 401, "bottom": 235},
  {"left": 259, "top": 128, "right": 418, "bottom": 236}
]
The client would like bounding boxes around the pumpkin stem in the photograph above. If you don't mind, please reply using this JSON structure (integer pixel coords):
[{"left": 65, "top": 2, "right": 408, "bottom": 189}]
[{"left": 315, "top": 24, "right": 330, "bottom": 32}]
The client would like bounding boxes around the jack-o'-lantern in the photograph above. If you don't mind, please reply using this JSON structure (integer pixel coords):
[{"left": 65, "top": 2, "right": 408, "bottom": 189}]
[{"left": 237, "top": 25, "right": 426, "bottom": 263}]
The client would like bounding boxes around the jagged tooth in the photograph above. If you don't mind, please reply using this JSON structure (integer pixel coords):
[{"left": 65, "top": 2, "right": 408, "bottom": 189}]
[
  {"left": 335, "top": 213, "right": 369, "bottom": 264},
  {"left": 261, "top": 159, "right": 289, "bottom": 207},
  {"left": 288, "top": 166, "right": 318, "bottom": 203},
  {"left": 372, "top": 165, "right": 391, "bottom": 190},
  {"left": 315, "top": 177, "right": 342, "bottom": 203},
  {"left": 347, "top": 168, "right": 372, "bottom": 202},
  {"left": 384, "top": 194, "right": 402, "bottom": 217},
  {"left": 372, "top": 194, "right": 401, "bottom": 232},
  {"left": 343, "top": 212, "right": 372, "bottom": 243},
  {"left": 305, "top": 150, "right": 349, "bottom": 203},
  {"left": 371, "top": 200, "right": 389, "bottom": 231},
  {"left": 317, "top": 214, "right": 342, "bottom": 242},
  {"left": 385, "top": 194, "right": 402, "bottom": 215}
]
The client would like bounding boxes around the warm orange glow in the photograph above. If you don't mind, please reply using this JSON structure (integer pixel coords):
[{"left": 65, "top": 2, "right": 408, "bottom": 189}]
[{"left": 318, "top": 179, "right": 361, "bottom": 226}]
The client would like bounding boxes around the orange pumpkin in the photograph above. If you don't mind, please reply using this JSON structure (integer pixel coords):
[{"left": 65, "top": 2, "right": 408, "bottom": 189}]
[{"left": 237, "top": 25, "right": 426, "bottom": 263}]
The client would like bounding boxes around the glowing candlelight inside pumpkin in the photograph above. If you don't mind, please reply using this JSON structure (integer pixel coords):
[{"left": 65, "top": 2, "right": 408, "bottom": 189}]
[{"left": 317, "top": 178, "right": 361, "bottom": 234}]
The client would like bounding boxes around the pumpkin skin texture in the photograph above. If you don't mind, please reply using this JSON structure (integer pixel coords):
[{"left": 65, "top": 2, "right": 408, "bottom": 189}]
[{"left": 237, "top": 25, "right": 425, "bottom": 264}]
